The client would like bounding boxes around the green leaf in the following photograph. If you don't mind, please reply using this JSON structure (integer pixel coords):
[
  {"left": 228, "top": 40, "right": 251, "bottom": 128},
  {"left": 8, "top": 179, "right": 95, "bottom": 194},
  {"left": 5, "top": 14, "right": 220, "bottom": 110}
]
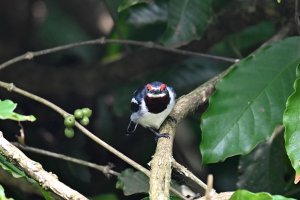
[
  {"left": 209, "top": 21, "right": 276, "bottom": 57},
  {"left": 161, "top": 0, "right": 213, "bottom": 47},
  {"left": 0, "top": 154, "right": 26, "bottom": 179},
  {"left": 0, "top": 184, "right": 14, "bottom": 200},
  {"left": 230, "top": 190, "right": 296, "bottom": 200},
  {"left": 0, "top": 99, "right": 36, "bottom": 122},
  {"left": 283, "top": 63, "right": 300, "bottom": 182},
  {"left": 128, "top": 2, "right": 168, "bottom": 27},
  {"left": 116, "top": 168, "right": 149, "bottom": 195},
  {"left": 118, "top": 0, "right": 148, "bottom": 12},
  {"left": 0, "top": 155, "right": 54, "bottom": 199},
  {"left": 40, "top": 189, "right": 55, "bottom": 200},
  {"left": 237, "top": 133, "right": 288, "bottom": 193},
  {"left": 201, "top": 37, "right": 300, "bottom": 163}
]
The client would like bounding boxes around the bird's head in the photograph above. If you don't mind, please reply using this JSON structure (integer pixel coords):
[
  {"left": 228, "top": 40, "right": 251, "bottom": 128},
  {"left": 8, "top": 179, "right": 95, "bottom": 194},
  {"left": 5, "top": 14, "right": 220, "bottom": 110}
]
[{"left": 145, "top": 82, "right": 168, "bottom": 98}]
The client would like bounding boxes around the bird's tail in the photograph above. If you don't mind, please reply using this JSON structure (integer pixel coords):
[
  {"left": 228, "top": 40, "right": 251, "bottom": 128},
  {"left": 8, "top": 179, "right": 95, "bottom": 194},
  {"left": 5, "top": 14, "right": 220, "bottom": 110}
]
[{"left": 127, "top": 121, "right": 138, "bottom": 135}]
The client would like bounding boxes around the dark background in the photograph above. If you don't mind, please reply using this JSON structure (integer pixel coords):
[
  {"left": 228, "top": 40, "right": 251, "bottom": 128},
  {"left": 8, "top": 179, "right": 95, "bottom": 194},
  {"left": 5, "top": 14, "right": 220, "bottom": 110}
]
[{"left": 0, "top": 0, "right": 297, "bottom": 199}]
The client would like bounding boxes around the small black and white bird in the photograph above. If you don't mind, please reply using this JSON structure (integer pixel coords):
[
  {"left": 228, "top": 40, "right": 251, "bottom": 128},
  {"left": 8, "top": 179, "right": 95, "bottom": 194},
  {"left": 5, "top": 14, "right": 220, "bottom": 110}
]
[{"left": 127, "top": 81, "right": 176, "bottom": 138}]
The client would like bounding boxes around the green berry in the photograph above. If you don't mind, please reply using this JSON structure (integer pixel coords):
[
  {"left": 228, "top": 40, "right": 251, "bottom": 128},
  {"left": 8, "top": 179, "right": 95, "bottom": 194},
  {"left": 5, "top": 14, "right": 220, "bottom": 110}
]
[
  {"left": 82, "top": 108, "right": 92, "bottom": 118},
  {"left": 80, "top": 116, "right": 90, "bottom": 126},
  {"left": 74, "top": 109, "right": 83, "bottom": 119},
  {"left": 64, "top": 115, "right": 75, "bottom": 127},
  {"left": 64, "top": 127, "right": 75, "bottom": 138}
]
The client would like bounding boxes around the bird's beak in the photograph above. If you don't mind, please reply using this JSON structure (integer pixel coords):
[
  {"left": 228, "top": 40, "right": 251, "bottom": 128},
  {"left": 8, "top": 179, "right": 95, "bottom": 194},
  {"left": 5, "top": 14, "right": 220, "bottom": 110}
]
[{"left": 152, "top": 89, "right": 161, "bottom": 94}]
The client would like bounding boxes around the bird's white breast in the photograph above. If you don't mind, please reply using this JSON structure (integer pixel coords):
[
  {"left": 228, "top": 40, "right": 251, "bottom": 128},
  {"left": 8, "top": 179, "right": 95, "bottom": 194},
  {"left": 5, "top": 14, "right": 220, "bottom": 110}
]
[{"left": 130, "top": 87, "right": 175, "bottom": 129}]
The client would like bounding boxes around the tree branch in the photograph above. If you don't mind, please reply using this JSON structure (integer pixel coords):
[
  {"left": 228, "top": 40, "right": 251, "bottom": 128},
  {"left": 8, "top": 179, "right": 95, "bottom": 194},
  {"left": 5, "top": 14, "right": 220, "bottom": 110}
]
[
  {"left": 12, "top": 142, "right": 120, "bottom": 177},
  {"left": 172, "top": 159, "right": 209, "bottom": 191},
  {"left": 149, "top": 75, "right": 220, "bottom": 200},
  {"left": 0, "top": 80, "right": 187, "bottom": 200},
  {"left": 0, "top": 131, "right": 88, "bottom": 200},
  {"left": 0, "top": 38, "right": 238, "bottom": 71}
]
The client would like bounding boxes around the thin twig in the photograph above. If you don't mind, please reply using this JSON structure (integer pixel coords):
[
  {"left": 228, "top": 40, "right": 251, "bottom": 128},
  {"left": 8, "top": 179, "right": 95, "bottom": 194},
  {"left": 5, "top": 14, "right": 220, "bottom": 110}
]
[
  {"left": 172, "top": 159, "right": 209, "bottom": 191},
  {"left": 204, "top": 175, "right": 214, "bottom": 200},
  {"left": 0, "top": 81, "right": 187, "bottom": 200},
  {"left": 0, "top": 38, "right": 238, "bottom": 71},
  {"left": 267, "top": 125, "right": 284, "bottom": 144},
  {"left": 12, "top": 142, "right": 120, "bottom": 177}
]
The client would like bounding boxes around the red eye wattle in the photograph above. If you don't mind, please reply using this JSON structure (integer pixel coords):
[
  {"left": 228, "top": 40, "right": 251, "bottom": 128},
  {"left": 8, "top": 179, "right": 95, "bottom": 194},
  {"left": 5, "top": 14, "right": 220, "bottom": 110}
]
[
  {"left": 146, "top": 84, "right": 153, "bottom": 91},
  {"left": 160, "top": 84, "right": 166, "bottom": 91}
]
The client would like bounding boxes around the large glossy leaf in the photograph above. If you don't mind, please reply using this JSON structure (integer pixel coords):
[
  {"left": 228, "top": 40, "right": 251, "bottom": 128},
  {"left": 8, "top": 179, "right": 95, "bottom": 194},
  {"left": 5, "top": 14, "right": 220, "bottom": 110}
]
[
  {"left": 201, "top": 37, "right": 300, "bottom": 163},
  {"left": 230, "top": 190, "right": 296, "bottom": 200},
  {"left": 161, "top": 0, "right": 213, "bottom": 47},
  {"left": 283, "top": 64, "right": 300, "bottom": 183},
  {"left": 0, "top": 99, "right": 36, "bottom": 122},
  {"left": 237, "top": 133, "right": 288, "bottom": 193}
]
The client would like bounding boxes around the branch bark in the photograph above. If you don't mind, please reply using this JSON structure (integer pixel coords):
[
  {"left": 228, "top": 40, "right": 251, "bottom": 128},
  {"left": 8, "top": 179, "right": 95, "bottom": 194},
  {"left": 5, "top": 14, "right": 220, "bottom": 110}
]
[{"left": 0, "top": 131, "right": 88, "bottom": 200}]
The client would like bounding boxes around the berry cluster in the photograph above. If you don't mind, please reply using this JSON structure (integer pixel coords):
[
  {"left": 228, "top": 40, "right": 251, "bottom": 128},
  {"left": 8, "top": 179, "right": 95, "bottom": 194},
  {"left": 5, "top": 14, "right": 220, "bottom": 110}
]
[{"left": 64, "top": 108, "right": 92, "bottom": 138}]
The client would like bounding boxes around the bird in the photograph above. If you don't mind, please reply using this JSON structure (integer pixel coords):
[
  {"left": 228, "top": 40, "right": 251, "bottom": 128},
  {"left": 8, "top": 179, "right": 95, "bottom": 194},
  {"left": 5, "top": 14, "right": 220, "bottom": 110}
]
[{"left": 127, "top": 81, "right": 176, "bottom": 139}]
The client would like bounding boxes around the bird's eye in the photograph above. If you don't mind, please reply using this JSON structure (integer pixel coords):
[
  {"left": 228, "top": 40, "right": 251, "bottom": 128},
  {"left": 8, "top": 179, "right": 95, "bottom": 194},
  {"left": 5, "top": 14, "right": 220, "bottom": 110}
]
[
  {"left": 146, "top": 84, "right": 152, "bottom": 91},
  {"left": 160, "top": 84, "right": 166, "bottom": 91}
]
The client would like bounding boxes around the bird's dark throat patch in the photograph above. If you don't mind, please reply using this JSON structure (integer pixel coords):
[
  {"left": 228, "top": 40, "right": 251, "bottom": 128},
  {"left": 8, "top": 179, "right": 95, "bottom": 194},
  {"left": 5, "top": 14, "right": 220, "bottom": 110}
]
[{"left": 144, "top": 94, "right": 170, "bottom": 114}]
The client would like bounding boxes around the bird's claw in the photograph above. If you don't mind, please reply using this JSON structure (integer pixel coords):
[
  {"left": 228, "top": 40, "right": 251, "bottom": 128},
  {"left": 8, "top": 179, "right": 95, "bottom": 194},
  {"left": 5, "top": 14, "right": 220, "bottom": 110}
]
[
  {"left": 167, "top": 115, "right": 177, "bottom": 124},
  {"left": 155, "top": 133, "right": 170, "bottom": 142}
]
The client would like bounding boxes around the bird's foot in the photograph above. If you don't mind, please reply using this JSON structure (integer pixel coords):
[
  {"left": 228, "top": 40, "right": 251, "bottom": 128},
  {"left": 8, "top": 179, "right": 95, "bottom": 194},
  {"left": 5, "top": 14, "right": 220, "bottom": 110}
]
[
  {"left": 154, "top": 133, "right": 170, "bottom": 142},
  {"left": 149, "top": 128, "right": 170, "bottom": 141},
  {"left": 167, "top": 115, "right": 177, "bottom": 124}
]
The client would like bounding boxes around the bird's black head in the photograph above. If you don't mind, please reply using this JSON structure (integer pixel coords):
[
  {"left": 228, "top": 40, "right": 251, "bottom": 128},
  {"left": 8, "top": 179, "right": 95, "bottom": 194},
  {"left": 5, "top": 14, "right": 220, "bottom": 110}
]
[{"left": 144, "top": 81, "right": 170, "bottom": 113}]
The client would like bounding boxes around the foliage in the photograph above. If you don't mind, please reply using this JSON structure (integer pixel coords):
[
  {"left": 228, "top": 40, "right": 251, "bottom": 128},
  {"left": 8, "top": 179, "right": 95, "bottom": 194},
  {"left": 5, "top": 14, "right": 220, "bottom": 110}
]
[
  {"left": 201, "top": 37, "right": 300, "bottom": 163},
  {"left": 0, "top": 155, "right": 54, "bottom": 199},
  {"left": 160, "top": 0, "right": 213, "bottom": 46},
  {"left": 0, "top": 99, "right": 35, "bottom": 122},
  {"left": 230, "top": 190, "right": 296, "bottom": 200},
  {"left": 283, "top": 64, "right": 300, "bottom": 183}
]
